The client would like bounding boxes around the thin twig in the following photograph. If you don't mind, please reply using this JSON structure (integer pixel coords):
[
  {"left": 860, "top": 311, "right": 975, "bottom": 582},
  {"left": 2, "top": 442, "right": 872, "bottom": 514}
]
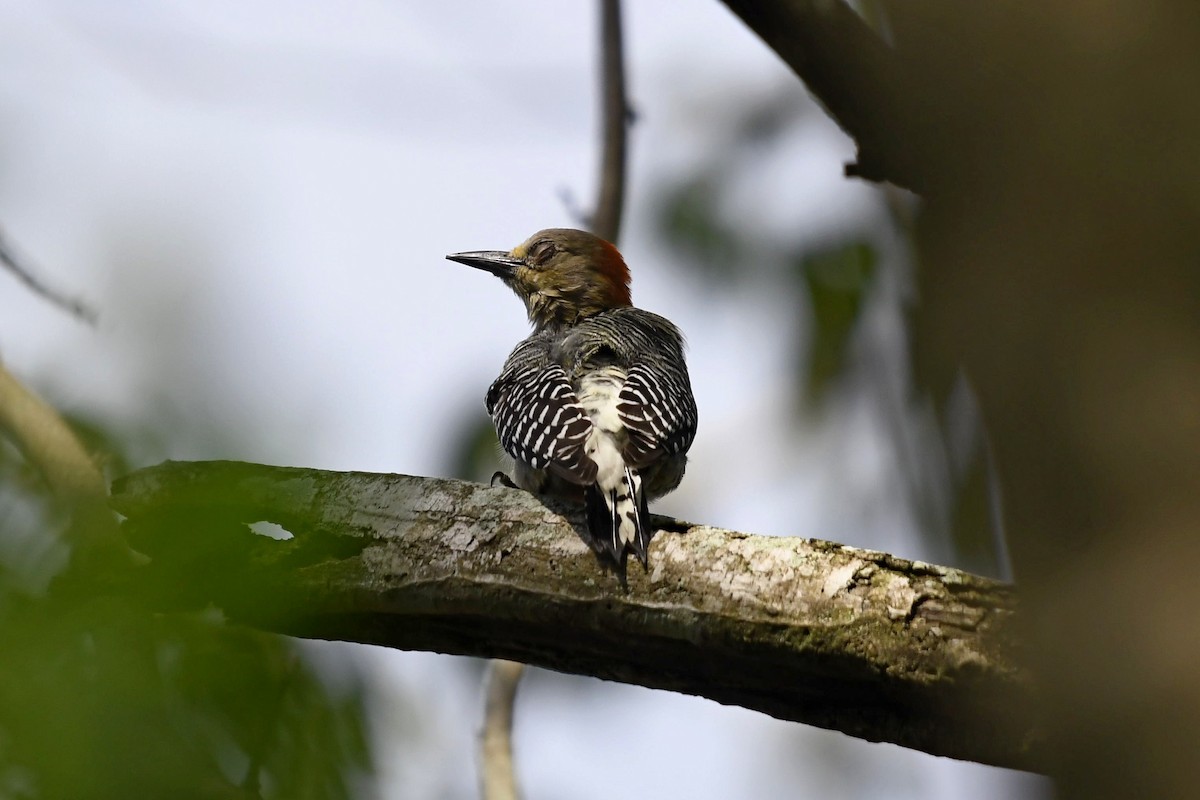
[
  {"left": 0, "top": 363, "right": 138, "bottom": 567},
  {"left": 590, "top": 0, "right": 629, "bottom": 244},
  {"left": 0, "top": 363, "right": 108, "bottom": 507},
  {"left": 0, "top": 227, "right": 98, "bottom": 325},
  {"left": 480, "top": 660, "right": 525, "bottom": 800}
]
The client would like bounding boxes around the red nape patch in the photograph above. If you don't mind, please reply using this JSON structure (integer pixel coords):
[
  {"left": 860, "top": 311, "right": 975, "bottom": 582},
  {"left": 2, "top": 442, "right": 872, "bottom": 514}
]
[{"left": 594, "top": 237, "right": 632, "bottom": 307}]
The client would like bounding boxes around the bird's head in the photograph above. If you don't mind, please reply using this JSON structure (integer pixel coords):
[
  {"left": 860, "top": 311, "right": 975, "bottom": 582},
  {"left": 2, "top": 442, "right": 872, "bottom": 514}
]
[{"left": 447, "top": 228, "right": 632, "bottom": 331}]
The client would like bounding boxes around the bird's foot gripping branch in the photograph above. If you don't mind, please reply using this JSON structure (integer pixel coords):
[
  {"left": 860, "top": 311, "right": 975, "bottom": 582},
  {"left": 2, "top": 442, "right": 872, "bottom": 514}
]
[{"left": 110, "top": 459, "right": 1043, "bottom": 772}]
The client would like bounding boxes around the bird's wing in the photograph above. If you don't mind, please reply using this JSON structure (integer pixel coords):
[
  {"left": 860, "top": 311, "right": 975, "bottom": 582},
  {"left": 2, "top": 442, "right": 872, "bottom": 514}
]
[
  {"left": 487, "top": 357, "right": 598, "bottom": 485},
  {"left": 616, "top": 363, "right": 698, "bottom": 468}
]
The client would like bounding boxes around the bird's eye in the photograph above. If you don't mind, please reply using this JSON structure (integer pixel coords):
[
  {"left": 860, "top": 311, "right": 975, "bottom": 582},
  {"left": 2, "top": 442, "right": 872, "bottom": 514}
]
[{"left": 530, "top": 242, "right": 558, "bottom": 266}]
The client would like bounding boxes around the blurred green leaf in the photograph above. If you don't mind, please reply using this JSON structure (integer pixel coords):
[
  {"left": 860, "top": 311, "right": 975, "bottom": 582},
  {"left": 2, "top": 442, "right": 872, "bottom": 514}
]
[
  {"left": 796, "top": 242, "right": 878, "bottom": 405},
  {"left": 0, "top": 589, "right": 374, "bottom": 800},
  {"left": 0, "top": 412, "right": 379, "bottom": 800},
  {"left": 656, "top": 173, "right": 745, "bottom": 282}
]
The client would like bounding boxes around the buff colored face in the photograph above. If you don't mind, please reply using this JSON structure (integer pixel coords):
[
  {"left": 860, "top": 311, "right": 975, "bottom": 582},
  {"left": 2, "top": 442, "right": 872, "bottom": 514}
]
[
  {"left": 507, "top": 229, "right": 630, "bottom": 304},
  {"left": 449, "top": 228, "right": 631, "bottom": 330}
]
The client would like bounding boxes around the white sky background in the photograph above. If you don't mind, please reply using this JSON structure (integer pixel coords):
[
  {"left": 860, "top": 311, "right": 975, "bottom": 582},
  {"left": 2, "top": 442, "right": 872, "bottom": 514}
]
[{"left": 0, "top": 2, "right": 1046, "bottom": 798}]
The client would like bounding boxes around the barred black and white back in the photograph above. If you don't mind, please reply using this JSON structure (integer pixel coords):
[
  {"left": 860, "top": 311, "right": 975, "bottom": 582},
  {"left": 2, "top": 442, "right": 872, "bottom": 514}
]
[{"left": 486, "top": 307, "right": 697, "bottom": 567}]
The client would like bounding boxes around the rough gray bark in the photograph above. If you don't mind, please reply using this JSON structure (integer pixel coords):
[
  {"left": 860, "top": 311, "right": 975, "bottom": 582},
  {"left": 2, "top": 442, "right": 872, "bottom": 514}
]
[{"left": 110, "top": 460, "right": 1040, "bottom": 771}]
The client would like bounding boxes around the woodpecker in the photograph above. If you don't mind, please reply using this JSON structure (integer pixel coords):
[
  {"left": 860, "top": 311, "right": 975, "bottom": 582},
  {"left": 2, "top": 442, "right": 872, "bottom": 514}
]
[{"left": 447, "top": 228, "right": 697, "bottom": 568}]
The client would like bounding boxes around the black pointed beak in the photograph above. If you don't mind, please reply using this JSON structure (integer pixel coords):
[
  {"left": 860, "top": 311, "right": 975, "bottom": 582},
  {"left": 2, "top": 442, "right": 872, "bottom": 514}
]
[{"left": 445, "top": 250, "right": 523, "bottom": 279}]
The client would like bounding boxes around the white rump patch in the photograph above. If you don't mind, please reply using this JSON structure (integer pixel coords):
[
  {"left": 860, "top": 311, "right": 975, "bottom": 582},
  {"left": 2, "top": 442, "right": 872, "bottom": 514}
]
[{"left": 578, "top": 366, "right": 637, "bottom": 545}]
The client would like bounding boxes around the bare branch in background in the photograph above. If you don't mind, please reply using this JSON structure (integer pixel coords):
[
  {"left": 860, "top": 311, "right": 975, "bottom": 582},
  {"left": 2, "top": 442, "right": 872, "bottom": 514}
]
[
  {"left": 0, "top": 364, "right": 106, "bottom": 504},
  {"left": 0, "top": 363, "right": 137, "bottom": 568},
  {"left": 0, "top": 227, "right": 99, "bottom": 325},
  {"left": 590, "top": 0, "right": 629, "bottom": 244},
  {"left": 480, "top": 660, "right": 526, "bottom": 800},
  {"left": 111, "top": 460, "right": 1043, "bottom": 772}
]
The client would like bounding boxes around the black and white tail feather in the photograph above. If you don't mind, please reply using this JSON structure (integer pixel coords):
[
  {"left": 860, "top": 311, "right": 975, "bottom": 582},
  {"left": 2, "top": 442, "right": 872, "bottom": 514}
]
[{"left": 585, "top": 466, "right": 653, "bottom": 567}]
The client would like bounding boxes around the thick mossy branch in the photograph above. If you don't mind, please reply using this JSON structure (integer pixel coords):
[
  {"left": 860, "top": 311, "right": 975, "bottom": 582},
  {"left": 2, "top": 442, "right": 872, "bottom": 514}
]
[{"left": 110, "top": 460, "right": 1041, "bottom": 771}]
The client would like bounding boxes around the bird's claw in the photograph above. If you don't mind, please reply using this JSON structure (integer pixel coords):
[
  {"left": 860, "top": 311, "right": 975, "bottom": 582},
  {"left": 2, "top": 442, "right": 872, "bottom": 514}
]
[{"left": 490, "top": 471, "right": 519, "bottom": 489}]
